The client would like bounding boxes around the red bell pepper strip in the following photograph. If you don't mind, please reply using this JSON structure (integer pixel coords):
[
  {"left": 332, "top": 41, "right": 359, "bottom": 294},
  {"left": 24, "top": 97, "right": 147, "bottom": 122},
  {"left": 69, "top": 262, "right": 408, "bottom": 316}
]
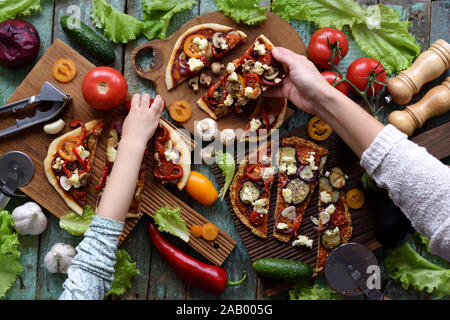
[
  {"left": 69, "top": 120, "right": 88, "bottom": 170},
  {"left": 153, "top": 160, "right": 183, "bottom": 181},
  {"left": 147, "top": 223, "right": 246, "bottom": 295},
  {"left": 95, "top": 165, "right": 110, "bottom": 191},
  {"left": 156, "top": 124, "right": 169, "bottom": 142},
  {"left": 62, "top": 161, "right": 72, "bottom": 178}
]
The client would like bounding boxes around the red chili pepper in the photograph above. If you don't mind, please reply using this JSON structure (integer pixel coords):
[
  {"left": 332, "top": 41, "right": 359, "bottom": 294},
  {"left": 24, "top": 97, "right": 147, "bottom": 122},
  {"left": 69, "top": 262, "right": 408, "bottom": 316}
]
[
  {"left": 147, "top": 223, "right": 246, "bottom": 295},
  {"left": 153, "top": 160, "right": 183, "bottom": 181},
  {"left": 95, "top": 165, "right": 110, "bottom": 191}
]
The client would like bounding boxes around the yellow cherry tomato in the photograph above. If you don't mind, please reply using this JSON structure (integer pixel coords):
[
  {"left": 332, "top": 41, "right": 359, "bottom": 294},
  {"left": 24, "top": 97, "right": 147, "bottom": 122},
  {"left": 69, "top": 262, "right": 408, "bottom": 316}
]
[
  {"left": 52, "top": 58, "right": 77, "bottom": 83},
  {"left": 185, "top": 171, "right": 218, "bottom": 206}
]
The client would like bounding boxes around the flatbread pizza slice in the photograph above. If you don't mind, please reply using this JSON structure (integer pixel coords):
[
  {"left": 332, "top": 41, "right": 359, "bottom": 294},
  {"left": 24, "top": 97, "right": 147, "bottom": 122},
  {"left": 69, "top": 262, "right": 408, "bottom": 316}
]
[
  {"left": 153, "top": 119, "right": 191, "bottom": 190},
  {"left": 273, "top": 137, "right": 328, "bottom": 242},
  {"left": 44, "top": 119, "right": 104, "bottom": 215},
  {"left": 166, "top": 23, "right": 247, "bottom": 90},
  {"left": 229, "top": 142, "right": 276, "bottom": 238},
  {"left": 94, "top": 117, "right": 146, "bottom": 219},
  {"left": 197, "top": 34, "right": 287, "bottom": 120}
]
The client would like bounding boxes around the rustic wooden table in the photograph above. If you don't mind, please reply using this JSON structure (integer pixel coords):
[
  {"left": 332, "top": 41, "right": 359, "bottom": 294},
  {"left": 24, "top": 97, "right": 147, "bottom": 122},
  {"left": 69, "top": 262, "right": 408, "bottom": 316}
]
[{"left": 1, "top": 0, "right": 449, "bottom": 300}]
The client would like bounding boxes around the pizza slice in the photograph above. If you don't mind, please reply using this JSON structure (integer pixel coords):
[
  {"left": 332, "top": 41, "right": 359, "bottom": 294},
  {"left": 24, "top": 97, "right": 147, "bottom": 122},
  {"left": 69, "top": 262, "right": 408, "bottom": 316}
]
[
  {"left": 153, "top": 120, "right": 191, "bottom": 190},
  {"left": 240, "top": 97, "right": 287, "bottom": 142},
  {"left": 314, "top": 167, "right": 353, "bottom": 274},
  {"left": 44, "top": 119, "right": 104, "bottom": 215},
  {"left": 273, "top": 137, "right": 328, "bottom": 242},
  {"left": 229, "top": 141, "right": 275, "bottom": 238},
  {"left": 95, "top": 117, "right": 146, "bottom": 219},
  {"left": 197, "top": 34, "right": 287, "bottom": 120},
  {"left": 166, "top": 23, "right": 247, "bottom": 90}
]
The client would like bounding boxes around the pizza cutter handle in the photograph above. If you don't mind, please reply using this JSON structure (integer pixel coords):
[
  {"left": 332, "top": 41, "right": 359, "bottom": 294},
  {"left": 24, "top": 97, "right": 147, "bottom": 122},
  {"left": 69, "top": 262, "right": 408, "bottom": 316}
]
[{"left": 131, "top": 40, "right": 165, "bottom": 83}]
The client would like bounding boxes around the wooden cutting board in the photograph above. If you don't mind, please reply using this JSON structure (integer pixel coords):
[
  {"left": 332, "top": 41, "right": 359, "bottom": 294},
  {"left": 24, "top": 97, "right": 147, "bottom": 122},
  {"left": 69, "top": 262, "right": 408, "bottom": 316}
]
[
  {"left": 212, "top": 121, "right": 450, "bottom": 295},
  {"left": 131, "top": 11, "right": 305, "bottom": 134},
  {"left": 0, "top": 39, "right": 236, "bottom": 266}
]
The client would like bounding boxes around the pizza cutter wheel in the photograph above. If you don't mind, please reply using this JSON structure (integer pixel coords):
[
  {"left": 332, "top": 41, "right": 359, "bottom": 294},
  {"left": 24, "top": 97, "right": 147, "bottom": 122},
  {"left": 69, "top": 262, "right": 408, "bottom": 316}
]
[
  {"left": 0, "top": 151, "right": 34, "bottom": 210},
  {"left": 324, "top": 242, "right": 391, "bottom": 300}
]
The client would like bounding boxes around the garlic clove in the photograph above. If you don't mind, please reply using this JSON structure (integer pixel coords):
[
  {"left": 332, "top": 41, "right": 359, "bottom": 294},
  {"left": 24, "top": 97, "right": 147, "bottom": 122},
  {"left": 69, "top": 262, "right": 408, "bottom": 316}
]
[{"left": 43, "top": 119, "right": 65, "bottom": 135}]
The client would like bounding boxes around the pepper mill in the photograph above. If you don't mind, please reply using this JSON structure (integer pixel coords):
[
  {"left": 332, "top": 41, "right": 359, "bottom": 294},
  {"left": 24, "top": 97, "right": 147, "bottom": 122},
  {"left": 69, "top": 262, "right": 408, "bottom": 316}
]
[
  {"left": 387, "top": 39, "right": 450, "bottom": 105},
  {"left": 388, "top": 77, "right": 450, "bottom": 136}
]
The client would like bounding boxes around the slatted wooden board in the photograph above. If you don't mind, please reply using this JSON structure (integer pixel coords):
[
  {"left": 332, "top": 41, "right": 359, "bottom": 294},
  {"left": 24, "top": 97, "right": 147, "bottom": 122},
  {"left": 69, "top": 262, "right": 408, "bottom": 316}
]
[
  {"left": 131, "top": 11, "right": 304, "bottom": 135},
  {"left": 0, "top": 39, "right": 235, "bottom": 266}
]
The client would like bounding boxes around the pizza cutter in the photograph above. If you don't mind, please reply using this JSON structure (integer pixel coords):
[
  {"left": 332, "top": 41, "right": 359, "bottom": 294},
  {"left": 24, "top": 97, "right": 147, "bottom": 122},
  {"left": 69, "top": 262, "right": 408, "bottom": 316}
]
[
  {"left": 0, "top": 151, "right": 34, "bottom": 210},
  {"left": 324, "top": 242, "right": 391, "bottom": 300},
  {"left": 0, "top": 81, "right": 71, "bottom": 138}
]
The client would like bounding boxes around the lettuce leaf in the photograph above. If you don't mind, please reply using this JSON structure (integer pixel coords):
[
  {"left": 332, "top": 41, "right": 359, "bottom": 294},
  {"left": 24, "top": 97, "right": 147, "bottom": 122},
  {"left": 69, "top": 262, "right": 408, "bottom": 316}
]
[
  {"left": 153, "top": 206, "right": 190, "bottom": 242},
  {"left": 0, "top": 0, "right": 41, "bottom": 23},
  {"left": 106, "top": 249, "right": 140, "bottom": 296},
  {"left": 91, "top": 0, "right": 146, "bottom": 43},
  {"left": 59, "top": 205, "right": 95, "bottom": 236},
  {"left": 216, "top": 151, "right": 236, "bottom": 201},
  {"left": 271, "top": 0, "right": 420, "bottom": 74},
  {"left": 385, "top": 238, "right": 450, "bottom": 299},
  {"left": 0, "top": 210, "right": 22, "bottom": 298},
  {"left": 289, "top": 283, "right": 342, "bottom": 300},
  {"left": 215, "top": 0, "right": 268, "bottom": 26},
  {"left": 142, "top": 0, "right": 196, "bottom": 40}
]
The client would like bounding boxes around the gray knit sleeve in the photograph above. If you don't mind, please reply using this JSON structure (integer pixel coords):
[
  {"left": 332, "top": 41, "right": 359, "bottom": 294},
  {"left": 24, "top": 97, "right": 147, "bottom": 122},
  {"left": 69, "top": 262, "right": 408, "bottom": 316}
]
[
  {"left": 360, "top": 124, "right": 450, "bottom": 261},
  {"left": 59, "top": 215, "right": 124, "bottom": 300}
]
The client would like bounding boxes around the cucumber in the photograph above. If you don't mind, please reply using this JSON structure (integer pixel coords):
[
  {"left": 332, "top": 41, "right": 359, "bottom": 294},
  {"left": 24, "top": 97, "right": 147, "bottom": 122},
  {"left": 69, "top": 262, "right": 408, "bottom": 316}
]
[
  {"left": 252, "top": 258, "right": 313, "bottom": 282},
  {"left": 60, "top": 16, "right": 116, "bottom": 64}
]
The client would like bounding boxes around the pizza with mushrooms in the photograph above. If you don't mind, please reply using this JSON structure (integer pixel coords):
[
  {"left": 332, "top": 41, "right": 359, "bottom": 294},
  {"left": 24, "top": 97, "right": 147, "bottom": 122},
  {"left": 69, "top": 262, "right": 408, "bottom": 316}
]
[
  {"left": 166, "top": 23, "right": 247, "bottom": 90},
  {"left": 44, "top": 119, "right": 104, "bottom": 215}
]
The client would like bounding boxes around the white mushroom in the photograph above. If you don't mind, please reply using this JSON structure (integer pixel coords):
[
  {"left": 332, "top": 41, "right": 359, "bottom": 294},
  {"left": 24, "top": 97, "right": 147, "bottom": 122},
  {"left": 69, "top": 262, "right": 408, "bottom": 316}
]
[
  {"left": 43, "top": 119, "right": 65, "bottom": 135},
  {"left": 44, "top": 243, "right": 76, "bottom": 274},
  {"left": 220, "top": 129, "right": 236, "bottom": 146},
  {"left": 194, "top": 118, "right": 218, "bottom": 141},
  {"left": 200, "top": 144, "right": 216, "bottom": 162}
]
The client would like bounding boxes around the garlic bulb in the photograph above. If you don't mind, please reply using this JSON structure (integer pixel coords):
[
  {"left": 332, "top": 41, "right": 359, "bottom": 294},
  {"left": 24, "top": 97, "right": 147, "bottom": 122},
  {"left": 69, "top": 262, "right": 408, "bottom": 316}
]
[
  {"left": 12, "top": 202, "right": 47, "bottom": 235},
  {"left": 220, "top": 129, "right": 236, "bottom": 146},
  {"left": 194, "top": 118, "right": 218, "bottom": 141},
  {"left": 44, "top": 243, "right": 76, "bottom": 274}
]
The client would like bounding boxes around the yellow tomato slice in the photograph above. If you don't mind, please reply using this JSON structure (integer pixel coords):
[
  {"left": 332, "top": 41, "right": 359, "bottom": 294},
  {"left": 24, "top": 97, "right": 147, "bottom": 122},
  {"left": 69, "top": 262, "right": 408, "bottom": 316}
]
[
  {"left": 169, "top": 100, "right": 192, "bottom": 122},
  {"left": 183, "top": 34, "right": 208, "bottom": 59},
  {"left": 52, "top": 58, "right": 77, "bottom": 83},
  {"left": 307, "top": 115, "right": 333, "bottom": 141},
  {"left": 57, "top": 136, "right": 80, "bottom": 161},
  {"left": 346, "top": 188, "right": 365, "bottom": 209}
]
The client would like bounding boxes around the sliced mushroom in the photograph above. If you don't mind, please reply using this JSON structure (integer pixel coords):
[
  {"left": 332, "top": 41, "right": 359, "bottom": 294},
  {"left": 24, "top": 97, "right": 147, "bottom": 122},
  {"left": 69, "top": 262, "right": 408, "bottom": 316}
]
[
  {"left": 199, "top": 73, "right": 212, "bottom": 87},
  {"left": 78, "top": 172, "right": 90, "bottom": 187},
  {"left": 200, "top": 144, "right": 216, "bottom": 162},
  {"left": 188, "top": 76, "right": 199, "bottom": 92},
  {"left": 211, "top": 62, "right": 223, "bottom": 75},
  {"left": 212, "top": 32, "right": 224, "bottom": 48},
  {"left": 264, "top": 66, "right": 280, "bottom": 81},
  {"left": 242, "top": 59, "right": 255, "bottom": 73}
]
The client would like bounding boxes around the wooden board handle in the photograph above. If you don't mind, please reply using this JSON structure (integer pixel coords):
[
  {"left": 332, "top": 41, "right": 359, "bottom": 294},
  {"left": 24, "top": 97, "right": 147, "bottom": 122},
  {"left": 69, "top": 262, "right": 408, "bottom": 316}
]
[{"left": 131, "top": 40, "right": 166, "bottom": 83}]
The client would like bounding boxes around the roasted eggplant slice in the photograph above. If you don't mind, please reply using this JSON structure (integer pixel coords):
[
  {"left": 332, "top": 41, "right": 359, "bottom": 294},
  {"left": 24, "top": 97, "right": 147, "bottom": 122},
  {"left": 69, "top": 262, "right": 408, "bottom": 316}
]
[
  {"left": 299, "top": 165, "right": 314, "bottom": 182},
  {"left": 321, "top": 227, "right": 341, "bottom": 250},
  {"left": 329, "top": 167, "right": 346, "bottom": 189},
  {"left": 330, "top": 188, "right": 341, "bottom": 203},
  {"left": 239, "top": 181, "right": 260, "bottom": 204},
  {"left": 319, "top": 176, "right": 333, "bottom": 194},
  {"left": 284, "top": 178, "right": 310, "bottom": 204}
]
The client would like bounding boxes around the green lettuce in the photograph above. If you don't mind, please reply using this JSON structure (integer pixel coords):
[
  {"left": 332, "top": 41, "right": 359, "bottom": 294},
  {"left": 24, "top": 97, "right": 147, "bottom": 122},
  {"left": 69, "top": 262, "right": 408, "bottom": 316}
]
[
  {"left": 0, "top": 0, "right": 41, "bottom": 22},
  {"left": 106, "top": 249, "right": 140, "bottom": 296},
  {"left": 142, "top": 0, "right": 196, "bottom": 40},
  {"left": 271, "top": 0, "right": 420, "bottom": 74},
  {"left": 0, "top": 210, "right": 22, "bottom": 298},
  {"left": 215, "top": 0, "right": 268, "bottom": 26},
  {"left": 59, "top": 205, "right": 95, "bottom": 236},
  {"left": 215, "top": 151, "right": 236, "bottom": 201},
  {"left": 289, "top": 283, "right": 342, "bottom": 300},
  {"left": 153, "top": 206, "right": 190, "bottom": 242},
  {"left": 91, "top": 0, "right": 147, "bottom": 43},
  {"left": 385, "top": 237, "right": 450, "bottom": 299}
]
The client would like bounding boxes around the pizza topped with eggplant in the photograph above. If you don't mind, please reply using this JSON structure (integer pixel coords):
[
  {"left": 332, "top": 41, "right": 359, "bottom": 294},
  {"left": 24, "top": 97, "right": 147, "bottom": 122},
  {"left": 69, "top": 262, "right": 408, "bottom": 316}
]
[
  {"left": 197, "top": 34, "right": 287, "bottom": 120},
  {"left": 44, "top": 119, "right": 104, "bottom": 215},
  {"left": 166, "top": 23, "right": 247, "bottom": 90},
  {"left": 273, "top": 137, "right": 328, "bottom": 242}
]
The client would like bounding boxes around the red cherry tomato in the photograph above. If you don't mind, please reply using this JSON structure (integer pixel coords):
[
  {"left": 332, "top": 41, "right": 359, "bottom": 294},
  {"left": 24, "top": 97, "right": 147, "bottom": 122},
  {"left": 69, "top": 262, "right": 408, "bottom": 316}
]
[
  {"left": 308, "top": 28, "right": 349, "bottom": 69},
  {"left": 321, "top": 71, "right": 350, "bottom": 96},
  {"left": 346, "top": 57, "right": 386, "bottom": 96},
  {"left": 248, "top": 211, "right": 265, "bottom": 226},
  {"left": 82, "top": 67, "right": 128, "bottom": 110},
  {"left": 331, "top": 210, "right": 347, "bottom": 227}
]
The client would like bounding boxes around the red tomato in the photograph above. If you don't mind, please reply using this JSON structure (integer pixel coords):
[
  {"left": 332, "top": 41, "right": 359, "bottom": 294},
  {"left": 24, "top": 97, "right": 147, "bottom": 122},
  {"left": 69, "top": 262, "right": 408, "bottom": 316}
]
[
  {"left": 308, "top": 28, "right": 349, "bottom": 69},
  {"left": 346, "top": 57, "right": 386, "bottom": 96},
  {"left": 321, "top": 71, "right": 350, "bottom": 96},
  {"left": 82, "top": 67, "right": 128, "bottom": 110}
]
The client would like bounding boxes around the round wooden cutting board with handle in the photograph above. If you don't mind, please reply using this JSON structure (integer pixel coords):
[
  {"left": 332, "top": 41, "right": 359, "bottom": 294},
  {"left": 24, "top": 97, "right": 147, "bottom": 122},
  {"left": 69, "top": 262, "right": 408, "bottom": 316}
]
[{"left": 131, "top": 12, "right": 307, "bottom": 134}]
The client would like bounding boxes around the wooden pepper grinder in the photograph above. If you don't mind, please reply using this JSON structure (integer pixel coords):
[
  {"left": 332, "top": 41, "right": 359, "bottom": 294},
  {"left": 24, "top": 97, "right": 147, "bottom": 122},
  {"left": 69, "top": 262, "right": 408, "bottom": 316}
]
[
  {"left": 387, "top": 39, "right": 450, "bottom": 105},
  {"left": 388, "top": 77, "right": 450, "bottom": 136}
]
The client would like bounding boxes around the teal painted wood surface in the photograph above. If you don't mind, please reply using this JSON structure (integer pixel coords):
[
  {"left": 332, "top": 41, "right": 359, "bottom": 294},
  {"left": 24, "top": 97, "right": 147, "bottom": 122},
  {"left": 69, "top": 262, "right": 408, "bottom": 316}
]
[{"left": 1, "top": 0, "right": 449, "bottom": 300}]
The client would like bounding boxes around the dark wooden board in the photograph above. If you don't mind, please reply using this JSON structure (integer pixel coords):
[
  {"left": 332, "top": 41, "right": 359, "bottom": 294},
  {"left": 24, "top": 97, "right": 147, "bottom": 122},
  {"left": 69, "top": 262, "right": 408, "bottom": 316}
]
[{"left": 131, "top": 11, "right": 306, "bottom": 135}]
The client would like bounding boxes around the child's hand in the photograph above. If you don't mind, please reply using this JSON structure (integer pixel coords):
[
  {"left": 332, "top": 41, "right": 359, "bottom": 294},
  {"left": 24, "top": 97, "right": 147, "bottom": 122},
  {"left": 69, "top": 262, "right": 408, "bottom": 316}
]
[{"left": 121, "top": 94, "right": 164, "bottom": 147}]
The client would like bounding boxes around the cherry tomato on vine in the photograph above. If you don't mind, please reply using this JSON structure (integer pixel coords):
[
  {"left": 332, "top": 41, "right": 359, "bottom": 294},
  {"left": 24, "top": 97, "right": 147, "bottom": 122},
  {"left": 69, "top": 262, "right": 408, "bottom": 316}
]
[
  {"left": 346, "top": 57, "right": 386, "bottom": 96},
  {"left": 308, "top": 28, "right": 349, "bottom": 69},
  {"left": 82, "top": 67, "right": 128, "bottom": 110},
  {"left": 321, "top": 71, "right": 350, "bottom": 96}
]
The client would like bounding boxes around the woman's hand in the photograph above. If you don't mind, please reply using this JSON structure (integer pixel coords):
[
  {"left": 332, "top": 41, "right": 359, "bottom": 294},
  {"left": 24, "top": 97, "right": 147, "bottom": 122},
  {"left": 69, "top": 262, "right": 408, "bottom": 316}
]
[
  {"left": 122, "top": 94, "right": 165, "bottom": 147},
  {"left": 265, "top": 47, "right": 335, "bottom": 115}
]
